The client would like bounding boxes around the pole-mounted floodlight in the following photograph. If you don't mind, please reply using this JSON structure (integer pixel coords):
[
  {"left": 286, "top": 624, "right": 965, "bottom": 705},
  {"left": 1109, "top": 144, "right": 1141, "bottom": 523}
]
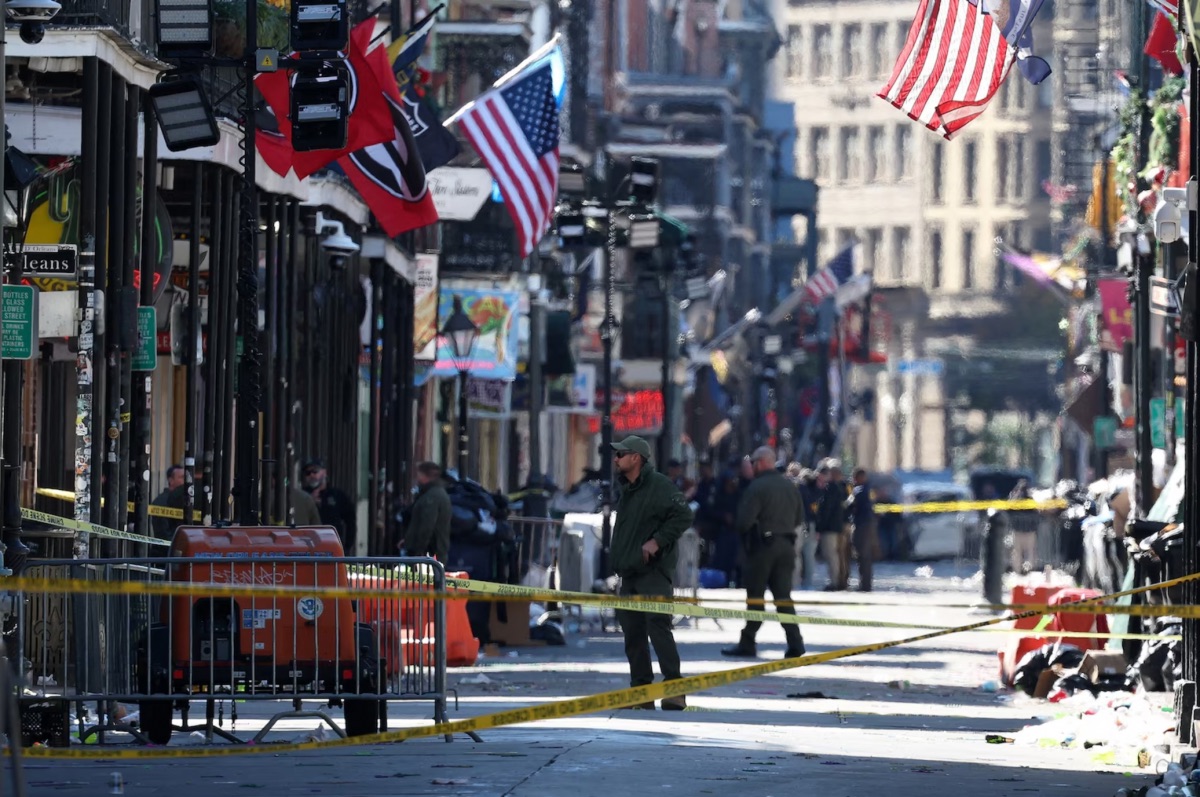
[
  {"left": 290, "top": 67, "right": 350, "bottom": 152},
  {"left": 149, "top": 76, "right": 221, "bottom": 152},
  {"left": 154, "top": 0, "right": 213, "bottom": 56},
  {"left": 290, "top": 0, "right": 349, "bottom": 52}
]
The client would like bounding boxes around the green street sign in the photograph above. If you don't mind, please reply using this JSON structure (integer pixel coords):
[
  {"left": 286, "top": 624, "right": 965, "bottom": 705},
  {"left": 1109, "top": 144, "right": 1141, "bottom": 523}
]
[
  {"left": 1093, "top": 416, "right": 1117, "bottom": 450},
  {"left": 1149, "top": 397, "right": 1166, "bottom": 450},
  {"left": 133, "top": 306, "right": 157, "bottom": 371},
  {"left": 1, "top": 284, "right": 37, "bottom": 360}
]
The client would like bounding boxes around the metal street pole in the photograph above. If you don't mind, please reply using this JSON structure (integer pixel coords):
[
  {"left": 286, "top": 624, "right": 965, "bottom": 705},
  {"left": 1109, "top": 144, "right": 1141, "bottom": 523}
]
[
  {"left": 131, "top": 93, "right": 157, "bottom": 543},
  {"left": 1182, "top": 42, "right": 1200, "bottom": 719},
  {"left": 236, "top": 0, "right": 262, "bottom": 524},
  {"left": 457, "top": 368, "right": 469, "bottom": 480},
  {"left": 528, "top": 252, "right": 544, "bottom": 485},
  {"left": 599, "top": 209, "right": 616, "bottom": 576},
  {"left": 1132, "top": 0, "right": 1155, "bottom": 513}
]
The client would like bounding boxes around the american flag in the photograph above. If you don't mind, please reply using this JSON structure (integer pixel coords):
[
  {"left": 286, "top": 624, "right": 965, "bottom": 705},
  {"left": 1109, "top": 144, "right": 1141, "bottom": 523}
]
[
  {"left": 457, "top": 59, "right": 560, "bottom": 258},
  {"left": 803, "top": 244, "right": 856, "bottom": 306},
  {"left": 877, "top": 0, "right": 1015, "bottom": 140}
]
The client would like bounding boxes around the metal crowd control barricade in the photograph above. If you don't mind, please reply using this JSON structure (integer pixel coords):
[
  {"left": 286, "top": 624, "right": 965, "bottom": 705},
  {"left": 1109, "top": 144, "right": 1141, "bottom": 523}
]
[
  {"left": 19, "top": 551, "right": 461, "bottom": 747},
  {"left": 511, "top": 516, "right": 563, "bottom": 590}
]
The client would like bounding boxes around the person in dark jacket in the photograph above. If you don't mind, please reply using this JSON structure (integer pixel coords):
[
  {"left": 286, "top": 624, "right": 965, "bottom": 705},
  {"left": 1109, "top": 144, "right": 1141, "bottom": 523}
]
[
  {"left": 814, "top": 462, "right": 847, "bottom": 590},
  {"left": 845, "top": 467, "right": 878, "bottom": 592},
  {"left": 401, "top": 461, "right": 452, "bottom": 562},
  {"left": 301, "top": 458, "right": 358, "bottom": 554},
  {"left": 151, "top": 465, "right": 185, "bottom": 540},
  {"left": 610, "top": 435, "right": 693, "bottom": 710},
  {"left": 721, "top": 447, "right": 807, "bottom": 659}
]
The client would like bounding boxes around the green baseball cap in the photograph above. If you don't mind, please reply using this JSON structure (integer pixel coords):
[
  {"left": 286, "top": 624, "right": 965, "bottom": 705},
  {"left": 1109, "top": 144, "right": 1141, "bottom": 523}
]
[{"left": 611, "top": 435, "right": 653, "bottom": 461}]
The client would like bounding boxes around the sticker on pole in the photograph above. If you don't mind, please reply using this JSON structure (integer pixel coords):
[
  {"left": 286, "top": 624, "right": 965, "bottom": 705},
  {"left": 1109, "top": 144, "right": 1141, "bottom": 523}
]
[{"left": 297, "top": 598, "right": 324, "bottom": 621}]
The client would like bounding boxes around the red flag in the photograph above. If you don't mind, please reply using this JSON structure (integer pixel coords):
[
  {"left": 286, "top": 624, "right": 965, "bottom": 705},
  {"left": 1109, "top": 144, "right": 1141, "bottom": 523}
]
[
  {"left": 336, "top": 36, "right": 438, "bottom": 236},
  {"left": 254, "top": 20, "right": 395, "bottom": 179},
  {"left": 1144, "top": 11, "right": 1183, "bottom": 76},
  {"left": 877, "top": 0, "right": 1014, "bottom": 140}
]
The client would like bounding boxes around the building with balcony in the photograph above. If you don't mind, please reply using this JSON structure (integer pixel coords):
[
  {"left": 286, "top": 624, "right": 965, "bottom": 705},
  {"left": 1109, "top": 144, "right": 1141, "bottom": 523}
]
[
  {"left": 771, "top": 0, "right": 1060, "bottom": 474},
  {"left": 3, "top": 0, "right": 423, "bottom": 556}
]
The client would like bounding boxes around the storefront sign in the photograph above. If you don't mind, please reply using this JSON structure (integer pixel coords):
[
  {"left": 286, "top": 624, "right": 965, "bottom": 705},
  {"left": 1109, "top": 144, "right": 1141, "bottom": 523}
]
[
  {"left": 413, "top": 253, "right": 439, "bottom": 361},
  {"left": 467, "top": 377, "right": 511, "bottom": 417},
  {"left": 429, "top": 286, "right": 520, "bottom": 381},
  {"left": 546, "top": 364, "right": 595, "bottom": 414},
  {"left": 427, "top": 168, "right": 492, "bottom": 222},
  {"left": 586, "top": 389, "right": 664, "bottom": 435},
  {"left": 1097, "top": 278, "right": 1132, "bottom": 352}
]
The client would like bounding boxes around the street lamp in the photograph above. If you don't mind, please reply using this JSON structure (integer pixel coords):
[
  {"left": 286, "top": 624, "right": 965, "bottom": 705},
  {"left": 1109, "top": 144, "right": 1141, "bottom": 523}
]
[{"left": 442, "top": 296, "right": 479, "bottom": 480}]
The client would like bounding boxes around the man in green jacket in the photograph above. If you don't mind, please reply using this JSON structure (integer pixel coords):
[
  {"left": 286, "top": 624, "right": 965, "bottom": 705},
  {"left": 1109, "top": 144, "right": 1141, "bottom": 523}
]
[
  {"left": 609, "top": 435, "right": 694, "bottom": 710},
  {"left": 401, "top": 461, "right": 452, "bottom": 562},
  {"left": 721, "top": 446, "right": 807, "bottom": 659}
]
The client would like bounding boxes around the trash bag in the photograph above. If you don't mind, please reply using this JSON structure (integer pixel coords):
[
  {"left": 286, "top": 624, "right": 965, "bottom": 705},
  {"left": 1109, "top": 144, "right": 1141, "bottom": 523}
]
[
  {"left": 1053, "top": 672, "right": 1098, "bottom": 697},
  {"left": 1129, "top": 618, "right": 1181, "bottom": 693},
  {"left": 1013, "top": 643, "right": 1086, "bottom": 696}
]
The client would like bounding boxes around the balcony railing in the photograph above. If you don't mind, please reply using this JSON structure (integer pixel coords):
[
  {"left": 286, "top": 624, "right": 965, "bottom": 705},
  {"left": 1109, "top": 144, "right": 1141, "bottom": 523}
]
[{"left": 58, "top": 0, "right": 149, "bottom": 48}]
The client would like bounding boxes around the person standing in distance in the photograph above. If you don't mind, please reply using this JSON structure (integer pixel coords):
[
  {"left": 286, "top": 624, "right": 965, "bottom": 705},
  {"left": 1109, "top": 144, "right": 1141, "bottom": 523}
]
[
  {"left": 401, "top": 461, "right": 452, "bottom": 563},
  {"left": 609, "top": 435, "right": 694, "bottom": 710},
  {"left": 721, "top": 446, "right": 807, "bottom": 659}
]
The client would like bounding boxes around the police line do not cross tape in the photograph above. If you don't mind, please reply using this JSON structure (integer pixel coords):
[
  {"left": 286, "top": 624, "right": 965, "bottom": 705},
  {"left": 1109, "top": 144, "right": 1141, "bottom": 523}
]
[{"left": 12, "top": 568, "right": 1197, "bottom": 760}]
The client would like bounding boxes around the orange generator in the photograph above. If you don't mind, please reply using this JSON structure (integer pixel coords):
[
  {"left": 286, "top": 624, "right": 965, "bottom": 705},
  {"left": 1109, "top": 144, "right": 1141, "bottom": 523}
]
[{"left": 134, "top": 527, "right": 384, "bottom": 744}]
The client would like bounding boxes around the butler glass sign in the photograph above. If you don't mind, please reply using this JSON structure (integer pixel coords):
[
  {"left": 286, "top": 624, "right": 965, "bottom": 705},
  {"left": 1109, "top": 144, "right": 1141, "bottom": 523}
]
[{"left": 430, "top": 287, "right": 520, "bottom": 381}]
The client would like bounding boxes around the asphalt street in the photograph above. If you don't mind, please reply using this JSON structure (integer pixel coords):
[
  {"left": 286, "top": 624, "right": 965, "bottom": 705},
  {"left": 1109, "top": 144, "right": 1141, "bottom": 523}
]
[{"left": 15, "top": 561, "right": 1160, "bottom": 796}]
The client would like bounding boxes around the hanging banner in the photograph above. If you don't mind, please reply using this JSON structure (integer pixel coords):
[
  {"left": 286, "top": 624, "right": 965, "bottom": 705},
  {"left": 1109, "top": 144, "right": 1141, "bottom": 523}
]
[
  {"left": 429, "top": 286, "right": 520, "bottom": 380},
  {"left": 413, "top": 253, "right": 439, "bottom": 361},
  {"left": 467, "top": 377, "right": 511, "bottom": 418},
  {"left": 1097, "top": 278, "right": 1132, "bottom": 352}
]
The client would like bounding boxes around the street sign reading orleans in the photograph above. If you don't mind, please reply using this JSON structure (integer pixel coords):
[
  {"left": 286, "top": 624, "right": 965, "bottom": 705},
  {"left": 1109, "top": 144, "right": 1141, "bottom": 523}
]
[{"left": 3, "top": 244, "right": 77, "bottom": 280}]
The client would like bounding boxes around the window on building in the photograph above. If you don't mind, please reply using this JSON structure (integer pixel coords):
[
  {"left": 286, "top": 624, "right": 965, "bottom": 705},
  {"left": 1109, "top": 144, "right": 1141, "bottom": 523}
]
[
  {"left": 813, "top": 25, "right": 833, "bottom": 78},
  {"left": 962, "top": 227, "right": 976, "bottom": 289},
  {"left": 996, "top": 138, "right": 1009, "bottom": 203},
  {"left": 930, "top": 143, "right": 944, "bottom": 204},
  {"left": 1013, "top": 138, "right": 1026, "bottom": 199},
  {"left": 895, "top": 23, "right": 907, "bottom": 66},
  {"left": 1015, "top": 77, "right": 1026, "bottom": 110},
  {"left": 929, "top": 229, "right": 943, "bottom": 289},
  {"left": 840, "top": 127, "right": 862, "bottom": 181},
  {"left": 963, "top": 139, "right": 978, "bottom": 203},
  {"left": 810, "top": 127, "right": 831, "bottom": 179},
  {"left": 895, "top": 125, "right": 913, "bottom": 180},
  {"left": 817, "top": 228, "right": 828, "bottom": 260},
  {"left": 835, "top": 227, "right": 856, "bottom": 254},
  {"left": 786, "top": 25, "right": 802, "bottom": 77},
  {"left": 867, "top": 126, "right": 886, "bottom": 181},
  {"left": 863, "top": 227, "right": 883, "bottom": 274},
  {"left": 995, "top": 226, "right": 1011, "bottom": 291},
  {"left": 893, "top": 226, "right": 911, "bottom": 280},
  {"left": 1035, "top": 139, "right": 1052, "bottom": 188},
  {"left": 842, "top": 24, "right": 863, "bottom": 78},
  {"left": 869, "top": 23, "right": 889, "bottom": 78}
]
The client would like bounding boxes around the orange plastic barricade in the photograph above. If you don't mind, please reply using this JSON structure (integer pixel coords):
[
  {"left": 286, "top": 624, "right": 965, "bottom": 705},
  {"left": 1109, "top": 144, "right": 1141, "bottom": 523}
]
[
  {"left": 997, "top": 585, "right": 1109, "bottom": 684},
  {"left": 997, "top": 584, "right": 1058, "bottom": 685},
  {"left": 346, "top": 571, "right": 407, "bottom": 672},
  {"left": 443, "top": 571, "right": 480, "bottom": 667}
]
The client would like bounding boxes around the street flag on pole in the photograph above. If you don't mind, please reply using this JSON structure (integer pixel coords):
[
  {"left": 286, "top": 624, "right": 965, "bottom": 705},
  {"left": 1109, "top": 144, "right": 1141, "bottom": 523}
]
[
  {"left": 803, "top": 244, "right": 856, "bottom": 307},
  {"left": 336, "top": 18, "right": 439, "bottom": 237},
  {"left": 388, "top": 8, "right": 460, "bottom": 172},
  {"left": 878, "top": 0, "right": 1048, "bottom": 139},
  {"left": 451, "top": 41, "right": 561, "bottom": 257}
]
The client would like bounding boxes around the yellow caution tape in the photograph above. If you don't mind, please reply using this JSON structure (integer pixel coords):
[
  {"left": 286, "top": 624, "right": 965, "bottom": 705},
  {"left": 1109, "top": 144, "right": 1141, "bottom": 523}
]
[
  {"left": 35, "top": 487, "right": 190, "bottom": 521},
  {"left": 14, "top": 569, "right": 1195, "bottom": 759},
  {"left": 20, "top": 508, "right": 170, "bottom": 547},
  {"left": 874, "top": 498, "right": 1067, "bottom": 514}
]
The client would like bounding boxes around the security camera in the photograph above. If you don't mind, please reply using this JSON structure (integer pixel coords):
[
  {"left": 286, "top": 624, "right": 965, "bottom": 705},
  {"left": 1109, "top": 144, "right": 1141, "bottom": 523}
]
[
  {"left": 1156, "top": 187, "right": 1186, "bottom": 245},
  {"left": 7, "top": 0, "right": 60, "bottom": 43},
  {"left": 314, "top": 211, "right": 360, "bottom": 256}
]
